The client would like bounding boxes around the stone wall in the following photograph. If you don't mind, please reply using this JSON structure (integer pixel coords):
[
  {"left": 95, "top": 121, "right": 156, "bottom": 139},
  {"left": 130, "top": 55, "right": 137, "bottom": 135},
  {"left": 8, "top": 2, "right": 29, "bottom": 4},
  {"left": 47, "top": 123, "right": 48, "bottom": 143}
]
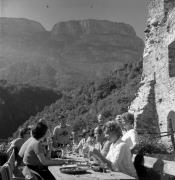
[{"left": 130, "top": 0, "right": 175, "bottom": 144}]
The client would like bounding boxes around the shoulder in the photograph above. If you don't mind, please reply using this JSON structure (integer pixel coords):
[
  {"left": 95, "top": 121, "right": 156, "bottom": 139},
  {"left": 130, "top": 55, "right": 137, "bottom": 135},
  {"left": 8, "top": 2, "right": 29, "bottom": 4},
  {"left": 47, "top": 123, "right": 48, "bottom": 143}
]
[
  {"left": 127, "top": 129, "right": 136, "bottom": 135},
  {"left": 122, "top": 129, "right": 135, "bottom": 138},
  {"left": 54, "top": 125, "right": 61, "bottom": 130},
  {"left": 53, "top": 125, "right": 61, "bottom": 132},
  {"left": 12, "top": 138, "right": 21, "bottom": 143},
  {"left": 115, "top": 139, "right": 128, "bottom": 149}
]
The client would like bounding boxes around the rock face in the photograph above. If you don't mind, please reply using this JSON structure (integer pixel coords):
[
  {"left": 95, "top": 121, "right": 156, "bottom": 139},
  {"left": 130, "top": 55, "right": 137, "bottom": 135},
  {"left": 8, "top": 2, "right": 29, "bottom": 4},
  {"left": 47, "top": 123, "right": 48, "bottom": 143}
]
[
  {"left": 0, "top": 17, "right": 45, "bottom": 35},
  {"left": 129, "top": 0, "right": 175, "bottom": 143},
  {"left": 0, "top": 18, "right": 144, "bottom": 89},
  {"left": 52, "top": 20, "right": 136, "bottom": 36}
]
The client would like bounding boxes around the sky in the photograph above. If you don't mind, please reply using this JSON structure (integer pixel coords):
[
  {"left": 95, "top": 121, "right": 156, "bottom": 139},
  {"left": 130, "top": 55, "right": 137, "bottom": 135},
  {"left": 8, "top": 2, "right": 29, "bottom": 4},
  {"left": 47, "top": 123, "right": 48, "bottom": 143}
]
[{"left": 0, "top": 0, "right": 148, "bottom": 40}]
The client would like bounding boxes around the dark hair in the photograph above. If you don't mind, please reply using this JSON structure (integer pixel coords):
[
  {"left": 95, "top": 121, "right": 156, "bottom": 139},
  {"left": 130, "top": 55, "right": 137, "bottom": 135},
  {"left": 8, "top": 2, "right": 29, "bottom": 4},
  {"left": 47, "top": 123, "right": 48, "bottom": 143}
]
[
  {"left": 19, "top": 127, "right": 30, "bottom": 138},
  {"left": 32, "top": 123, "right": 48, "bottom": 140},
  {"left": 121, "top": 112, "right": 134, "bottom": 125}
]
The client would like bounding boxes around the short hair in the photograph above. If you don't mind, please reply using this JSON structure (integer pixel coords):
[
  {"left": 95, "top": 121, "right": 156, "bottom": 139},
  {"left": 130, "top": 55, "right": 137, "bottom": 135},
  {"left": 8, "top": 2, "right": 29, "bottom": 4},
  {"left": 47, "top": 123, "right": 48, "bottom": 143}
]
[
  {"left": 19, "top": 127, "right": 30, "bottom": 138},
  {"left": 94, "top": 126, "right": 103, "bottom": 135},
  {"left": 32, "top": 122, "right": 48, "bottom": 140},
  {"left": 121, "top": 112, "right": 134, "bottom": 125},
  {"left": 38, "top": 118, "right": 47, "bottom": 125},
  {"left": 104, "top": 121, "right": 122, "bottom": 137}
]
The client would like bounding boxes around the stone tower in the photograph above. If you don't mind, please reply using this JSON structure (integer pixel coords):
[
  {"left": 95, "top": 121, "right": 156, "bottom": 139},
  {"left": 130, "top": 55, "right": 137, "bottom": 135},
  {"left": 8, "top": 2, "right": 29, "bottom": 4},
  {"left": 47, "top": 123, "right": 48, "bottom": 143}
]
[{"left": 129, "top": 0, "right": 175, "bottom": 142}]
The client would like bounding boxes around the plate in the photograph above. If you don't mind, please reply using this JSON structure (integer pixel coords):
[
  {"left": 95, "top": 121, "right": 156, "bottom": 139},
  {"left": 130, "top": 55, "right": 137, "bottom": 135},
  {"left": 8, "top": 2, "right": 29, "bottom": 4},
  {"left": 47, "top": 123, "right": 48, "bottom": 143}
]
[{"left": 60, "top": 166, "right": 88, "bottom": 174}]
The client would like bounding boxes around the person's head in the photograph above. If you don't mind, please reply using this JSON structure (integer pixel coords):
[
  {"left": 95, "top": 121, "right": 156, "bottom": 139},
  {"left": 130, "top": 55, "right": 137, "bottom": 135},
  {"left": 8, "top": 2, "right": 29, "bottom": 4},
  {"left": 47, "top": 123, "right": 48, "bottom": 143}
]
[
  {"left": 19, "top": 127, "right": 31, "bottom": 139},
  {"left": 121, "top": 112, "right": 135, "bottom": 131},
  {"left": 94, "top": 126, "right": 104, "bottom": 142},
  {"left": 104, "top": 121, "right": 122, "bottom": 143},
  {"left": 97, "top": 113, "right": 102, "bottom": 123},
  {"left": 38, "top": 118, "right": 47, "bottom": 126},
  {"left": 115, "top": 115, "right": 122, "bottom": 123},
  {"left": 81, "top": 129, "right": 88, "bottom": 138},
  {"left": 32, "top": 122, "right": 48, "bottom": 140},
  {"left": 59, "top": 115, "right": 66, "bottom": 127}
]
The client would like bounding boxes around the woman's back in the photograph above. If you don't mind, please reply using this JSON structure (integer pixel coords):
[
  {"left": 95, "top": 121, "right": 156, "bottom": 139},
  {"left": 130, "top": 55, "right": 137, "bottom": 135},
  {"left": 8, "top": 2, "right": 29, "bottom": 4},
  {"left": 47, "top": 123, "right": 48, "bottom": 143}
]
[{"left": 23, "top": 138, "right": 43, "bottom": 166}]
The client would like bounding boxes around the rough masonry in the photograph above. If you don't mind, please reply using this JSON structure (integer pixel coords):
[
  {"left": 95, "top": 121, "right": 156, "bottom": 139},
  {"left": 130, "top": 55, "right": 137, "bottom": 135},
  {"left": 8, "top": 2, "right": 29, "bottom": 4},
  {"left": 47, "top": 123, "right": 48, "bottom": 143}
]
[{"left": 129, "top": 0, "right": 175, "bottom": 143}]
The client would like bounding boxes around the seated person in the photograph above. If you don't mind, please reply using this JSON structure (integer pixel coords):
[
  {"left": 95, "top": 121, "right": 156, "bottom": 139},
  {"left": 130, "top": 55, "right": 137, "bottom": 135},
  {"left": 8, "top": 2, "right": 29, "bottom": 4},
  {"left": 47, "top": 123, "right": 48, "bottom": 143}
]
[
  {"left": 74, "top": 129, "right": 88, "bottom": 156},
  {"left": 89, "top": 121, "right": 137, "bottom": 178},
  {"left": 22, "top": 122, "right": 68, "bottom": 180},
  {"left": 86, "top": 129, "right": 95, "bottom": 146},
  {"left": 7, "top": 127, "right": 31, "bottom": 165},
  {"left": 120, "top": 112, "right": 138, "bottom": 151},
  {"left": 94, "top": 126, "right": 111, "bottom": 158}
]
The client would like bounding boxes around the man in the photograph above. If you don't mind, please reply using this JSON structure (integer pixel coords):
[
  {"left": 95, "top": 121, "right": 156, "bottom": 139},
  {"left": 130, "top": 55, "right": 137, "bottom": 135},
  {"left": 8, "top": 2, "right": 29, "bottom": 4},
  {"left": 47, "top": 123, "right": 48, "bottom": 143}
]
[{"left": 52, "top": 116, "right": 71, "bottom": 157}]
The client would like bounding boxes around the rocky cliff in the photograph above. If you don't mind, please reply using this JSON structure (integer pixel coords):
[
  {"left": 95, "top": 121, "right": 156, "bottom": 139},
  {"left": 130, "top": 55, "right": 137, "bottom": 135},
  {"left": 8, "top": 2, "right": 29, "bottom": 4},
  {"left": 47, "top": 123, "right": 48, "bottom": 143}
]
[{"left": 0, "top": 18, "right": 144, "bottom": 89}]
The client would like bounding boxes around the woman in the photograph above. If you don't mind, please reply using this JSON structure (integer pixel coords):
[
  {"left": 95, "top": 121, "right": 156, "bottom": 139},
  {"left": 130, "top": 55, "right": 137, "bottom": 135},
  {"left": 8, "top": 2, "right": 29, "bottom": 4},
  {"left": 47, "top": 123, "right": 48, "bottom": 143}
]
[
  {"left": 74, "top": 129, "right": 88, "bottom": 155},
  {"left": 89, "top": 121, "right": 137, "bottom": 178},
  {"left": 120, "top": 112, "right": 138, "bottom": 151},
  {"left": 22, "top": 122, "right": 68, "bottom": 180},
  {"left": 94, "top": 126, "right": 111, "bottom": 157},
  {"left": 7, "top": 127, "right": 31, "bottom": 165}
]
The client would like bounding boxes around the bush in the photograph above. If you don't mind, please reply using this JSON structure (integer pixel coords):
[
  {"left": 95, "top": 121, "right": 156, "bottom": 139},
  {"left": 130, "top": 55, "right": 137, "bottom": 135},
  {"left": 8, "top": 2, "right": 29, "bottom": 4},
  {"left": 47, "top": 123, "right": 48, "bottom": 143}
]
[{"left": 133, "top": 134, "right": 169, "bottom": 155}]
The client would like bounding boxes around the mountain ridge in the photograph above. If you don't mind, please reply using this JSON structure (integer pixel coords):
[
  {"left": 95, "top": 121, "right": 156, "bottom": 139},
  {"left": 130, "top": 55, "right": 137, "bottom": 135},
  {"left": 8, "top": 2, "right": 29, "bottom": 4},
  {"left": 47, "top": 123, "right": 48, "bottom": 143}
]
[{"left": 0, "top": 17, "right": 144, "bottom": 90}]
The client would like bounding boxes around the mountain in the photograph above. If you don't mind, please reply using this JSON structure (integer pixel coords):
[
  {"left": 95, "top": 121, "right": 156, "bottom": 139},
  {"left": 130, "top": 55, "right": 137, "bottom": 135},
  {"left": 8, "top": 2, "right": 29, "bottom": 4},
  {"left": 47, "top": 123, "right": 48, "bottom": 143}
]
[
  {"left": 0, "top": 18, "right": 144, "bottom": 89},
  {"left": 0, "top": 81, "right": 62, "bottom": 138}
]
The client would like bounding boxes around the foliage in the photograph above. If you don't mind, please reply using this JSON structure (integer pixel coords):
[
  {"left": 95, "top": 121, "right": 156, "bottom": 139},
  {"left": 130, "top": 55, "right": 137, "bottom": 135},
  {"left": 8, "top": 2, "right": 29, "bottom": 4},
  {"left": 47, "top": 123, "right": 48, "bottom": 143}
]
[
  {"left": 0, "top": 81, "right": 62, "bottom": 138},
  {"left": 20, "top": 60, "right": 143, "bottom": 136},
  {"left": 133, "top": 134, "right": 169, "bottom": 154}
]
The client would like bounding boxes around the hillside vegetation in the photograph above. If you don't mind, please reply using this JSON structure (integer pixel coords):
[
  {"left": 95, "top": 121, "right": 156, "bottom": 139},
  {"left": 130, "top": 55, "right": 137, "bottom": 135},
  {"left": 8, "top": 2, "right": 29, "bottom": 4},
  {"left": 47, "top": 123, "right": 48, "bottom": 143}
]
[
  {"left": 0, "top": 81, "right": 62, "bottom": 138},
  {"left": 19, "top": 60, "right": 142, "bottom": 135}
]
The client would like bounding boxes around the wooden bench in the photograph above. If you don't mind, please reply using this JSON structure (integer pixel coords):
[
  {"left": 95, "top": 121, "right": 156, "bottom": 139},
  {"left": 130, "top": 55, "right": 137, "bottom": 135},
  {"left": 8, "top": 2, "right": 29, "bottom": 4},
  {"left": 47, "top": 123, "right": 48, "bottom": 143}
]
[{"left": 133, "top": 154, "right": 175, "bottom": 179}]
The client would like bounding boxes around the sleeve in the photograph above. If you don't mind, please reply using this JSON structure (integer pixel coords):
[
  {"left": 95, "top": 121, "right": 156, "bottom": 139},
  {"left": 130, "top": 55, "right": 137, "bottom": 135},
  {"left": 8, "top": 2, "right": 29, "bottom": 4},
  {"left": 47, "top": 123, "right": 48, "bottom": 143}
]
[{"left": 111, "top": 144, "right": 126, "bottom": 171}]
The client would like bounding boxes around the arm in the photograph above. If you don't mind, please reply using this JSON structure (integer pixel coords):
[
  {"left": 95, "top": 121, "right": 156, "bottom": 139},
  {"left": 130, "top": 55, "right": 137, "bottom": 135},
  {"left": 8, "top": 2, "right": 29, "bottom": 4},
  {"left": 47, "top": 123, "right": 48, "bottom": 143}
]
[
  {"left": 74, "top": 139, "right": 84, "bottom": 152},
  {"left": 7, "top": 144, "right": 15, "bottom": 154},
  {"left": 35, "top": 141, "right": 66, "bottom": 166},
  {"left": 90, "top": 148, "right": 113, "bottom": 170},
  {"left": 52, "top": 127, "right": 58, "bottom": 147},
  {"left": 101, "top": 141, "right": 111, "bottom": 158},
  {"left": 37, "top": 153, "right": 66, "bottom": 166}
]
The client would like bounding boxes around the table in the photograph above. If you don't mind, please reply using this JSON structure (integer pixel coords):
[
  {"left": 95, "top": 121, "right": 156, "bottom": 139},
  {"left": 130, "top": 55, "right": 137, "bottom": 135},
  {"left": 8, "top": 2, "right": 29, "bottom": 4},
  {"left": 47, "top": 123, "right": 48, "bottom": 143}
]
[{"left": 49, "top": 165, "right": 136, "bottom": 180}]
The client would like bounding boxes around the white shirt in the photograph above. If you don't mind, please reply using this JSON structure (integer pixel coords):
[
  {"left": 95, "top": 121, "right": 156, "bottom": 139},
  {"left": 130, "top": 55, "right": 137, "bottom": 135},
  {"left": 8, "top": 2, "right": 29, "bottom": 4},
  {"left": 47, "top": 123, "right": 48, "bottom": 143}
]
[
  {"left": 121, "top": 129, "right": 138, "bottom": 150},
  {"left": 106, "top": 138, "right": 137, "bottom": 178}
]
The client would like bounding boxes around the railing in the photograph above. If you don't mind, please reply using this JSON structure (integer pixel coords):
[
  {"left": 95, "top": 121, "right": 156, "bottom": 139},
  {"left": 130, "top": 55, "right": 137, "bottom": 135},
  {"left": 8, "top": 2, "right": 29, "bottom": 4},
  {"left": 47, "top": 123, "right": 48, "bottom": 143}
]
[{"left": 138, "top": 118, "right": 175, "bottom": 153}]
